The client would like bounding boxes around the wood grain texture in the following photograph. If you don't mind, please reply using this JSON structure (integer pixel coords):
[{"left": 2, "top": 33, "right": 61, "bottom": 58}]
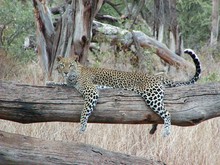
[{"left": 0, "top": 81, "right": 220, "bottom": 126}]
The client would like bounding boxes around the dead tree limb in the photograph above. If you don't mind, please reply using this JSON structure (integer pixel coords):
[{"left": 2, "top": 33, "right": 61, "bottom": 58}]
[
  {"left": 0, "top": 81, "right": 220, "bottom": 126},
  {"left": 0, "top": 130, "right": 164, "bottom": 165},
  {"left": 92, "top": 21, "right": 192, "bottom": 69}
]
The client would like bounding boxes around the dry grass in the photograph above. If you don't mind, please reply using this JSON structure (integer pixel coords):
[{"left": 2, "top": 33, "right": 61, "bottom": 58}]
[{"left": 0, "top": 50, "right": 220, "bottom": 164}]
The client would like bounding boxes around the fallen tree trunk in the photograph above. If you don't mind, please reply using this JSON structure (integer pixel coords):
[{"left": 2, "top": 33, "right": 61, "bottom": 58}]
[
  {"left": 0, "top": 130, "right": 164, "bottom": 165},
  {"left": 0, "top": 81, "right": 220, "bottom": 126}
]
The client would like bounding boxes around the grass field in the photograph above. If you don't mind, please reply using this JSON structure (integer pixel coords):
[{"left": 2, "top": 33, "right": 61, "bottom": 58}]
[{"left": 0, "top": 50, "right": 220, "bottom": 164}]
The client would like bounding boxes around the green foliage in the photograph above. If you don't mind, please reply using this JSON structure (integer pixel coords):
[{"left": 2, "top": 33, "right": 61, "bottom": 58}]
[
  {"left": 0, "top": 0, "right": 36, "bottom": 62},
  {"left": 201, "top": 72, "right": 220, "bottom": 83},
  {"left": 100, "top": 0, "right": 123, "bottom": 17},
  {"left": 177, "top": 0, "right": 212, "bottom": 48}
]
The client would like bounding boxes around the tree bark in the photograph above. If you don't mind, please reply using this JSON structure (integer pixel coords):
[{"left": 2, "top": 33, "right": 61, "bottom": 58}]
[
  {"left": 33, "top": 0, "right": 103, "bottom": 78},
  {"left": 0, "top": 130, "right": 164, "bottom": 165},
  {"left": 210, "top": 0, "right": 219, "bottom": 47},
  {"left": 0, "top": 81, "right": 220, "bottom": 126}
]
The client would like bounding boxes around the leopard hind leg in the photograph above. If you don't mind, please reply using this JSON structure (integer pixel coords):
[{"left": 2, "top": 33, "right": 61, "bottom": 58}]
[
  {"left": 149, "top": 124, "right": 158, "bottom": 134},
  {"left": 79, "top": 86, "right": 99, "bottom": 133},
  {"left": 141, "top": 86, "right": 171, "bottom": 137}
]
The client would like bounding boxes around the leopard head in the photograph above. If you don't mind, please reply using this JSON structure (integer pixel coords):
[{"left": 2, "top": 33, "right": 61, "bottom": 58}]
[{"left": 56, "top": 56, "right": 79, "bottom": 78}]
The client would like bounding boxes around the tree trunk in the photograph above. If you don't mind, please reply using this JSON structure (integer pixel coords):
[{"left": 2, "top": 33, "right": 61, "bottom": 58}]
[
  {"left": 153, "top": 0, "right": 163, "bottom": 41},
  {"left": 0, "top": 81, "right": 219, "bottom": 126},
  {"left": 32, "top": 0, "right": 103, "bottom": 78},
  {"left": 169, "top": 0, "right": 182, "bottom": 55},
  {"left": 210, "top": 0, "right": 219, "bottom": 47},
  {"left": 153, "top": 0, "right": 181, "bottom": 54},
  {"left": 0, "top": 130, "right": 164, "bottom": 165}
]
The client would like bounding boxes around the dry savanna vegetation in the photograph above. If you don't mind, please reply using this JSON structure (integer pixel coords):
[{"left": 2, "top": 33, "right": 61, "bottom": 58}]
[{"left": 0, "top": 48, "right": 220, "bottom": 165}]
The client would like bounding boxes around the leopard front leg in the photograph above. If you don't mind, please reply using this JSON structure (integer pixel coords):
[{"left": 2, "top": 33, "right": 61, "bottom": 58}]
[
  {"left": 79, "top": 86, "right": 99, "bottom": 133},
  {"left": 141, "top": 86, "right": 171, "bottom": 137}
]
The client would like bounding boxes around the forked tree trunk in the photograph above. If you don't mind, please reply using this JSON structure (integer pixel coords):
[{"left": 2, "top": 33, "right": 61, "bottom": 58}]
[{"left": 33, "top": 0, "right": 103, "bottom": 78}]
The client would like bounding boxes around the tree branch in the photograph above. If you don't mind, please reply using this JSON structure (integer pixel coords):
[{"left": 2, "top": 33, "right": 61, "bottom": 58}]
[
  {"left": 0, "top": 130, "right": 164, "bottom": 164},
  {"left": 92, "top": 21, "right": 193, "bottom": 69},
  {"left": 0, "top": 81, "right": 220, "bottom": 126}
]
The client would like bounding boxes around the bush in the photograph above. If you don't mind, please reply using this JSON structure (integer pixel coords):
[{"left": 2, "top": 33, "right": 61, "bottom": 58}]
[{"left": 0, "top": 0, "right": 36, "bottom": 62}]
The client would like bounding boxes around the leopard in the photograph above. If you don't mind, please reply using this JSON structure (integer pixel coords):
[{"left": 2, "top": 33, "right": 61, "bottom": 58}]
[{"left": 46, "top": 49, "right": 201, "bottom": 137}]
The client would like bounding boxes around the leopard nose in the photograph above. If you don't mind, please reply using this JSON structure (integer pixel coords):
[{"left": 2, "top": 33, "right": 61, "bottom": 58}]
[{"left": 64, "top": 72, "right": 68, "bottom": 75}]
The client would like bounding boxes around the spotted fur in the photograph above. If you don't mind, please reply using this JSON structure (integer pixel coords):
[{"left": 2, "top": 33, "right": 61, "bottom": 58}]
[{"left": 47, "top": 49, "right": 201, "bottom": 136}]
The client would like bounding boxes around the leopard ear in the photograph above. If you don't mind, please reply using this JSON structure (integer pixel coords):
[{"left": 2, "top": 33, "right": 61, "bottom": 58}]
[
  {"left": 72, "top": 55, "right": 79, "bottom": 62},
  {"left": 56, "top": 56, "right": 63, "bottom": 61}
]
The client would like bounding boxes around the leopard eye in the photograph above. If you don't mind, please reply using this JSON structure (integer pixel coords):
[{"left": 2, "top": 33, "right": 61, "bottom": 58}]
[
  {"left": 69, "top": 63, "right": 75, "bottom": 67},
  {"left": 59, "top": 63, "right": 65, "bottom": 68}
]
